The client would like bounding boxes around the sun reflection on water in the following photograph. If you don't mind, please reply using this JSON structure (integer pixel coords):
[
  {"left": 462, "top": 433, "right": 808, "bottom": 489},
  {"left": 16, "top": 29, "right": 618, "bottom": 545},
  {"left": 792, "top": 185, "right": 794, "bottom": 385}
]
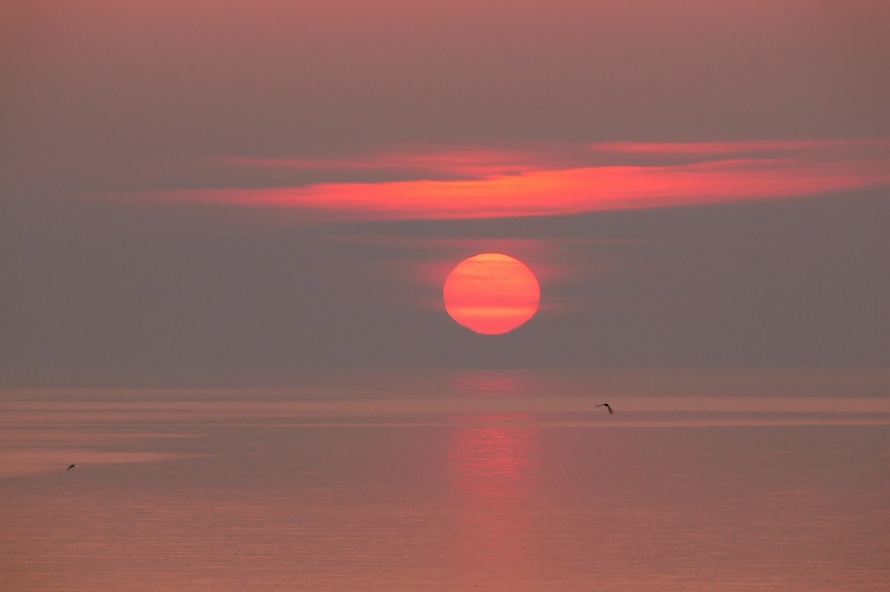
[{"left": 447, "top": 371, "right": 542, "bottom": 585}]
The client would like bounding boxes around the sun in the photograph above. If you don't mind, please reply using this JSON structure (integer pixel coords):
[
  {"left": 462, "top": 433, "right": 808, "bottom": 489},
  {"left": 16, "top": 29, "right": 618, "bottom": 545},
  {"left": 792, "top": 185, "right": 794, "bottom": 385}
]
[{"left": 443, "top": 253, "right": 541, "bottom": 335}]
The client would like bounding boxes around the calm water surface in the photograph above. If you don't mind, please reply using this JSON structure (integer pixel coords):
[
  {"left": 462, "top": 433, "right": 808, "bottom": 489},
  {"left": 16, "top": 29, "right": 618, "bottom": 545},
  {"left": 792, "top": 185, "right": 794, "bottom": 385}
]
[{"left": 2, "top": 371, "right": 889, "bottom": 591}]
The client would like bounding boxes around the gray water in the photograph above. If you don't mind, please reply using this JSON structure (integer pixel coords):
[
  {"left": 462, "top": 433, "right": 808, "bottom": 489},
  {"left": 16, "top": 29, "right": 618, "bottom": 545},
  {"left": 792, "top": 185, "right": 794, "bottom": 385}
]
[{"left": 2, "top": 371, "right": 889, "bottom": 591}]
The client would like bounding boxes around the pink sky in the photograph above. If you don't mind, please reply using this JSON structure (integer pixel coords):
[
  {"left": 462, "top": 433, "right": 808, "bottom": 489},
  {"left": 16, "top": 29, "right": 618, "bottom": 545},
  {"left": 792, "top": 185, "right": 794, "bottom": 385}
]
[{"left": 4, "top": 1, "right": 889, "bottom": 371}]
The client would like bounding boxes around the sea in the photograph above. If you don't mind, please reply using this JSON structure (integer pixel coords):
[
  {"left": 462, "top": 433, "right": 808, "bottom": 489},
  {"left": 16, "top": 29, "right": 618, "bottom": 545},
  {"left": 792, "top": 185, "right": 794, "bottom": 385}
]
[{"left": 2, "top": 369, "right": 888, "bottom": 591}]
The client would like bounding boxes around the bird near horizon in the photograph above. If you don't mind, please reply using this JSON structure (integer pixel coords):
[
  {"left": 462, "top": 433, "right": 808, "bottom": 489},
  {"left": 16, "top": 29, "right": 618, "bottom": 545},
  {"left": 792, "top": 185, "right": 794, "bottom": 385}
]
[
  {"left": 597, "top": 403, "right": 614, "bottom": 415},
  {"left": 67, "top": 464, "right": 75, "bottom": 471}
]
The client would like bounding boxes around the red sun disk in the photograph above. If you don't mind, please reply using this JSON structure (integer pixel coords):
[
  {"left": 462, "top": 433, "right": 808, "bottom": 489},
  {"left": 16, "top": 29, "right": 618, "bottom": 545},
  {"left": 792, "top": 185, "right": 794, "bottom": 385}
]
[{"left": 443, "top": 253, "right": 541, "bottom": 335}]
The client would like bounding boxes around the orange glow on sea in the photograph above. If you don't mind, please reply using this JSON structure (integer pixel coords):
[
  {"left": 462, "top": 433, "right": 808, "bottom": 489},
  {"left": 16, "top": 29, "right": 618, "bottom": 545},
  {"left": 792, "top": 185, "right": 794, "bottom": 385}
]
[
  {"left": 2, "top": 371, "right": 889, "bottom": 591},
  {"left": 448, "top": 415, "right": 539, "bottom": 586}
]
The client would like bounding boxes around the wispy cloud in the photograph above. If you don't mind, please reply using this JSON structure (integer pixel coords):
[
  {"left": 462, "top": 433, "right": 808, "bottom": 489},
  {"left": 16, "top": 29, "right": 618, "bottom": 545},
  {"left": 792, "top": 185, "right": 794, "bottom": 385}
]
[
  {"left": 105, "top": 140, "right": 890, "bottom": 220},
  {"left": 596, "top": 138, "right": 890, "bottom": 156}
]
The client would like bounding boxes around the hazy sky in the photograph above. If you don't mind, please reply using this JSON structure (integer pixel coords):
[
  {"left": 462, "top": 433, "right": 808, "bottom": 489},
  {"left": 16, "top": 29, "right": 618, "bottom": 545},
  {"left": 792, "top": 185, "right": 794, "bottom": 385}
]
[{"left": 2, "top": 0, "right": 888, "bottom": 379}]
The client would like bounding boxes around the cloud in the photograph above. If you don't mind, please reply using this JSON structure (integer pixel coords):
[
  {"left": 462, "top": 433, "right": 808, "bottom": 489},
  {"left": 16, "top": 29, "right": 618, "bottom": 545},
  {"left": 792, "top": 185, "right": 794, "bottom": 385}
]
[
  {"left": 102, "top": 140, "right": 890, "bottom": 220},
  {"left": 595, "top": 138, "right": 890, "bottom": 156}
]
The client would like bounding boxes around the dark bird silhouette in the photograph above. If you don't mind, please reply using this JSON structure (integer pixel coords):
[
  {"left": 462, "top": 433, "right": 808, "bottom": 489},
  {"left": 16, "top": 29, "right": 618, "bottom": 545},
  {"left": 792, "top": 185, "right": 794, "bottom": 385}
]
[
  {"left": 596, "top": 403, "right": 614, "bottom": 415},
  {"left": 67, "top": 464, "right": 75, "bottom": 471}
]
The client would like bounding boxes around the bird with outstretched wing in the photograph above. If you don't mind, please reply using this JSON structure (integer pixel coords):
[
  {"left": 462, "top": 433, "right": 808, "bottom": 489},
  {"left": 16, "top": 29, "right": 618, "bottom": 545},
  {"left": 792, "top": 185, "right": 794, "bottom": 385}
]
[{"left": 596, "top": 403, "right": 614, "bottom": 415}]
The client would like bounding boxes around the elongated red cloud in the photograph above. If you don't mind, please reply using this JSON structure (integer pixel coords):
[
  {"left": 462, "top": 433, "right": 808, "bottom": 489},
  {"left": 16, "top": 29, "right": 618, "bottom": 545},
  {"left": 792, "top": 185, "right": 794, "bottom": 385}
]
[
  {"left": 596, "top": 139, "right": 890, "bottom": 156},
  {"left": 110, "top": 140, "right": 890, "bottom": 220}
]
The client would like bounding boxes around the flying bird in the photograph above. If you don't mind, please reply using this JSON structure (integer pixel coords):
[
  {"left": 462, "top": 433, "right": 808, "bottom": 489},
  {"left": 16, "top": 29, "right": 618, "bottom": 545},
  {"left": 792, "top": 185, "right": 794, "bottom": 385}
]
[
  {"left": 67, "top": 464, "right": 75, "bottom": 471},
  {"left": 596, "top": 403, "right": 614, "bottom": 415}
]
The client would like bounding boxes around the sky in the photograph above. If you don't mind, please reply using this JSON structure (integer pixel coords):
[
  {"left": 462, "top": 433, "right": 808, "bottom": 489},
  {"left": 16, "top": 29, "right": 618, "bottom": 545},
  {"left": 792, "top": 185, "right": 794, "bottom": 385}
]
[{"left": 2, "top": 0, "right": 888, "bottom": 383}]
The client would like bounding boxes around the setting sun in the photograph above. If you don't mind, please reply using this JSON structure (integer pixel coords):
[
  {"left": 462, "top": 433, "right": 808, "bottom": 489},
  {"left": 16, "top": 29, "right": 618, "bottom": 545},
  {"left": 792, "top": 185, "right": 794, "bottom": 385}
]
[{"left": 443, "top": 253, "right": 541, "bottom": 335}]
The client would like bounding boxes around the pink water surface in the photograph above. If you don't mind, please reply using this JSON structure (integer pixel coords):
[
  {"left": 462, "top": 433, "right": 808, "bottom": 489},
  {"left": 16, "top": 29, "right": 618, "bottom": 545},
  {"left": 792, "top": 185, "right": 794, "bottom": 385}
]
[{"left": 2, "top": 372, "right": 888, "bottom": 591}]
